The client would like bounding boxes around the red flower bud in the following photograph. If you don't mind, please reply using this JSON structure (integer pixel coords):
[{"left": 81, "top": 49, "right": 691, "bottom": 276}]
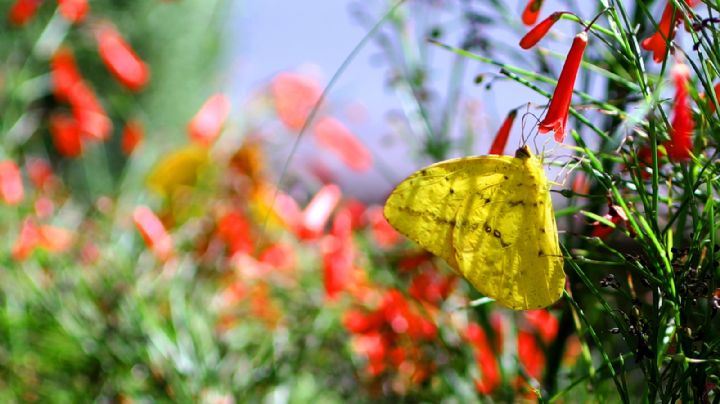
[
  {"left": 488, "top": 110, "right": 517, "bottom": 155},
  {"left": 519, "top": 12, "right": 567, "bottom": 49},
  {"left": 96, "top": 23, "right": 150, "bottom": 91},
  {"left": 664, "top": 62, "right": 694, "bottom": 161},
  {"left": 188, "top": 94, "right": 231, "bottom": 146}
]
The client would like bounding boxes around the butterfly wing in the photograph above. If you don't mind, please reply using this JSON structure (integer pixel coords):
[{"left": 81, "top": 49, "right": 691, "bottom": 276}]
[
  {"left": 452, "top": 154, "right": 565, "bottom": 310},
  {"left": 383, "top": 155, "right": 514, "bottom": 272}
]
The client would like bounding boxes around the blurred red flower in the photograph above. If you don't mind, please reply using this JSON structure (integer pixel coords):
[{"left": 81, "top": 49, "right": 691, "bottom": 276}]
[
  {"left": 323, "top": 206, "right": 355, "bottom": 299},
  {"left": 121, "top": 120, "right": 144, "bottom": 155},
  {"left": 49, "top": 113, "right": 83, "bottom": 157},
  {"left": 664, "top": 62, "right": 694, "bottom": 161},
  {"left": 538, "top": 31, "right": 587, "bottom": 142},
  {"left": 51, "top": 49, "right": 112, "bottom": 141},
  {"left": 133, "top": 206, "right": 173, "bottom": 261},
  {"left": 466, "top": 322, "right": 502, "bottom": 394},
  {"left": 0, "top": 160, "right": 24, "bottom": 205},
  {"left": 95, "top": 23, "right": 149, "bottom": 91},
  {"left": 518, "top": 330, "right": 545, "bottom": 379},
  {"left": 366, "top": 205, "right": 401, "bottom": 248},
  {"left": 188, "top": 94, "right": 231, "bottom": 146},
  {"left": 313, "top": 116, "right": 373, "bottom": 172},
  {"left": 409, "top": 266, "right": 455, "bottom": 306},
  {"left": 26, "top": 158, "right": 54, "bottom": 191},
  {"left": 12, "top": 218, "right": 74, "bottom": 260},
  {"left": 258, "top": 242, "right": 296, "bottom": 272},
  {"left": 216, "top": 211, "right": 253, "bottom": 257},
  {"left": 271, "top": 72, "right": 322, "bottom": 131},
  {"left": 524, "top": 309, "right": 558, "bottom": 342},
  {"left": 57, "top": 0, "right": 88, "bottom": 23},
  {"left": 8, "top": 0, "right": 42, "bottom": 26},
  {"left": 298, "top": 183, "right": 341, "bottom": 239},
  {"left": 522, "top": 0, "right": 545, "bottom": 26}
]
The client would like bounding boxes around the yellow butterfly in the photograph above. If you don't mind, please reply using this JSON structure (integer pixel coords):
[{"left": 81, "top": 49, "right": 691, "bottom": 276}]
[{"left": 383, "top": 146, "right": 565, "bottom": 310}]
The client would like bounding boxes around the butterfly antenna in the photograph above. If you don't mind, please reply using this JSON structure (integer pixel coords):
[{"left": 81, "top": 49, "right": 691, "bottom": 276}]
[{"left": 258, "top": 0, "right": 408, "bottom": 244}]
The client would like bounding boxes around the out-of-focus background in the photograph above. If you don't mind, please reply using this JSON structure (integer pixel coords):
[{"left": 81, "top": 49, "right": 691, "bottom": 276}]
[{"left": 3, "top": 0, "right": 706, "bottom": 401}]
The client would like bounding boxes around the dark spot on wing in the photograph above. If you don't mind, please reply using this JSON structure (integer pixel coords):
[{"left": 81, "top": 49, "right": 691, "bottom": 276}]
[
  {"left": 493, "top": 230, "right": 501, "bottom": 238},
  {"left": 484, "top": 224, "right": 491, "bottom": 233},
  {"left": 508, "top": 200, "right": 524, "bottom": 207},
  {"left": 449, "top": 188, "right": 455, "bottom": 194},
  {"left": 485, "top": 198, "right": 491, "bottom": 204},
  {"left": 503, "top": 175, "right": 509, "bottom": 180}
]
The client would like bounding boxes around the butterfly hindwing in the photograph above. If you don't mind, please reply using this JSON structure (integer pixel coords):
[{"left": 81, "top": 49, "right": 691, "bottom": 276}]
[{"left": 383, "top": 156, "right": 514, "bottom": 272}]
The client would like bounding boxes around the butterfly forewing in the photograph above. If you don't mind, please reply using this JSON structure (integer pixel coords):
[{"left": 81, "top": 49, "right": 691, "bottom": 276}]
[
  {"left": 453, "top": 154, "right": 565, "bottom": 310},
  {"left": 383, "top": 156, "right": 514, "bottom": 272}
]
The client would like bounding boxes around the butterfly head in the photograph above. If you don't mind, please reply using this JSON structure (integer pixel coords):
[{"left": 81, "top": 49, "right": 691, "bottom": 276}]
[{"left": 515, "top": 145, "right": 533, "bottom": 159}]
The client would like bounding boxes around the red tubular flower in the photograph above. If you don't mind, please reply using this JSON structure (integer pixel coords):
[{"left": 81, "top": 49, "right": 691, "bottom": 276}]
[
  {"left": 8, "top": 0, "right": 43, "bottom": 26},
  {"left": 49, "top": 113, "right": 83, "bottom": 157},
  {"left": 121, "top": 120, "right": 144, "bottom": 155},
  {"left": 133, "top": 206, "right": 173, "bottom": 261},
  {"left": 538, "top": 31, "right": 587, "bottom": 142},
  {"left": 519, "top": 12, "right": 568, "bottom": 49},
  {"left": 641, "top": 1, "right": 699, "bottom": 63},
  {"left": 522, "top": 0, "right": 545, "bottom": 26},
  {"left": 95, "top": 23, "right": 150, "bottom": 91},
  {"left": 188, "top": 94, "right": 231, "bottom": 146},
  {"left": 489, "top": 110, "right": 517, "bottom": 155},
  {"left": 271, "top": 72, "right": 322, "bottom": 131},
  {"left": 57, "top": 0, "right": 88, "bottom": 23},
  {"left": 313, "top": 116, "right": 373, "bottom": 172},
  {"left": 664, "top": 62, "right": 694, "bottom": 161},
  {"left": 0, "top": 160, "right": 24, "bottom": 205}
]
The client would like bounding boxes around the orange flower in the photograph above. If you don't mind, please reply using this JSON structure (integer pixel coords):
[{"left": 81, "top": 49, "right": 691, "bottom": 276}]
[
  {"left": 271, "top": 72, "right": 322, "bottom": 131},
  {"left": 133, "top": 206, "right": 173, "bottom": 261},
  {"left": 488, "top": 110, "right": 517, "bottom": 155},
  {"left": 8, "top": 0, "right": 42, "bottom": 26},
  {"left": 0, "top": 160, "right": 24, "bottom": 205},
  {"left": 121, "top": 120, "right": 144, "bottom": 155},
  {"left": 49, "top": 113, "right": 83, "bottom": 157},
  {"left": 312, "top": 116, "right": 373, "bottom": 172},
  {"left": 57, "top": 0, "right": 88, "bottom": 23},
  {"left": 11, "top": 219, "right": 73, "bottom": 260},
  {"left": 95, "top": 23, "right": 150, "bottom": 91},
  {"left": 522, "top": 0, "right": 545, "bottom": 26},
  {"left": 519, "top": 11, "right": 568, "bottom": 49},
  {"left": 187, "top": 94, "right": 231, "bottom": 146},
  {"left": 664, "top": 62, "right": 694, "bottom": 161},
  {"left": 538, "top": 31, "right": 587, "bottom": 142}
]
